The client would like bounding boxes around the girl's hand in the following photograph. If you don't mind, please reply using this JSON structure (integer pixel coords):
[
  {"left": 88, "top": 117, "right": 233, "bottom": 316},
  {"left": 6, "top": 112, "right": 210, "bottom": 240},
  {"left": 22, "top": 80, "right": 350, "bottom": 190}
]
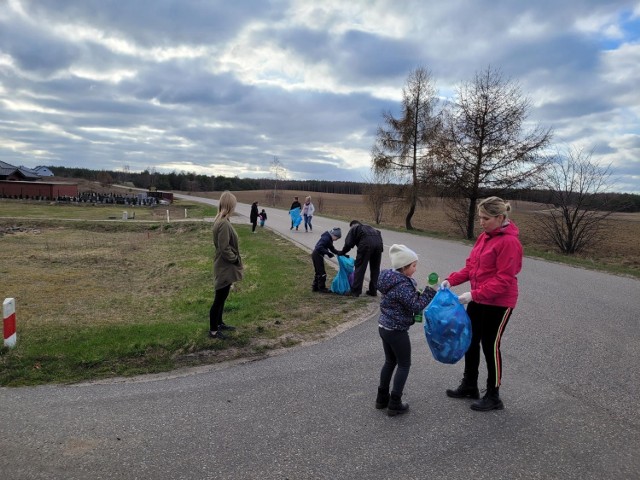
[{"left": 458, "top": 292, "right": 472, "bottom": 304}]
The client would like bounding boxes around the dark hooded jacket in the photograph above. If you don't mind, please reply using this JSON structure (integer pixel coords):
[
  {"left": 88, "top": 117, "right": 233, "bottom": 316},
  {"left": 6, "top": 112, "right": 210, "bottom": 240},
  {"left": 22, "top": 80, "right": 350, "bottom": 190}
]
[
  {"left": 250, "top": 202, "right": 259, "bottom": 223},
  {"left": 377, "top": 269, "right": 436, "bottom": 331},
  {"left": 313, "top": 231, "right": 340, "bottom": 258},
  {"left": 340, "top": 222, "right": 382, "bottom": 255}
]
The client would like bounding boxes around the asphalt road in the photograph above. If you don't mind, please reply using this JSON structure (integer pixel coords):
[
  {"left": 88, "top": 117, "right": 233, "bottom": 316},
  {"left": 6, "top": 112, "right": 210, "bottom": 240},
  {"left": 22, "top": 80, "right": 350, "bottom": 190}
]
[{"left": 1, "top": 195, "right": 638, "bottom": 480}]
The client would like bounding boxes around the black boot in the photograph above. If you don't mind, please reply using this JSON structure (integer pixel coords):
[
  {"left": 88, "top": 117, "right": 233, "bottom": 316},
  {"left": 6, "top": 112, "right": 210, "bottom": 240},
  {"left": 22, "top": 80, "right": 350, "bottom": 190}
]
[
  {"left": 375, "top": 387, "right": 390, "bottom": 409},
  {"left": 446, "top": 376, "right": 480, "bottom": 399},
  {"left": 312, "top": 275, "right": 320, "bottom": 292},
  {"left": 471, "top": 385, "right": 504, "bottom": 411},
  {"left": 318, "top": 274, "right": 330, "bottom": 293},
  {"left": 387, "top": 393, "right": 409, "bottom": 416}
]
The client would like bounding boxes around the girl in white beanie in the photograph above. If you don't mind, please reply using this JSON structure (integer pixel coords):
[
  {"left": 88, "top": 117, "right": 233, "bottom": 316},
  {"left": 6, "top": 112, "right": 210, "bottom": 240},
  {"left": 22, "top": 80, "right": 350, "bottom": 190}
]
[{"left": 375, "top": 244, "right": 437, "bottom": 416}]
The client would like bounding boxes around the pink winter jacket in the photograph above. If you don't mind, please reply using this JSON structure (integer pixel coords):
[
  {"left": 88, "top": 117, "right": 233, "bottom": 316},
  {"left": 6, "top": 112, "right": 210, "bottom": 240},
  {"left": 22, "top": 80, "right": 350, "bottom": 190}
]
[{"left": 447, "top": 221, "right": 523, "bottom": 308}]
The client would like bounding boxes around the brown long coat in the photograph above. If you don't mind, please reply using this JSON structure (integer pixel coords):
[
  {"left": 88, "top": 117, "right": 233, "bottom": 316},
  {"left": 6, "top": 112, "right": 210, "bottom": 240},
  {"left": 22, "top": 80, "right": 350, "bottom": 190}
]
[{"left": 212, "top": 217, "right": 243, "bottom": 290}]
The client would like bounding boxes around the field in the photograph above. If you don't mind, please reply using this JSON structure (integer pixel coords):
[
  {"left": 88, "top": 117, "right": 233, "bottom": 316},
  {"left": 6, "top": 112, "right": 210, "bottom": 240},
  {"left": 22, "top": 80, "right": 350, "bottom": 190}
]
[
  {"left": 14, "top": 177, "right": 639, "bottom": 274},
  {"left": 184, "top": 188, "right": 640, "bottom": 278},
  {"left": 0, "top": 197, "right": 375, "bottom": 386},
  {"left": 1, "top": 179, "right": 637, "bottom": 386}
]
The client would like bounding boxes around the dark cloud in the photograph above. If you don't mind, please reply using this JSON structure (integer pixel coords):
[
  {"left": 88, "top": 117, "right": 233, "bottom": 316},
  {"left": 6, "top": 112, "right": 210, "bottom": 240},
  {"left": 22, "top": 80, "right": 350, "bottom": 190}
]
[
  {"left": 26, "top": 0, "right": 278, "bottom": 46},
  {"left": 0, "top": 18, "right": 80, "bottom": 75}
]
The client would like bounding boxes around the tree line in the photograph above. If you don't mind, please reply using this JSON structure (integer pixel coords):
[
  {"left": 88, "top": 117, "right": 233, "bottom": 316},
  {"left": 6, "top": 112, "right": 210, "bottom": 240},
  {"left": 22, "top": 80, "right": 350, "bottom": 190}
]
[
  {"left": 49, "top": 166, "right": 365, "bottom": 195},
  {"left": 48, "top": 162, "right": 640, "bottom": 219}
]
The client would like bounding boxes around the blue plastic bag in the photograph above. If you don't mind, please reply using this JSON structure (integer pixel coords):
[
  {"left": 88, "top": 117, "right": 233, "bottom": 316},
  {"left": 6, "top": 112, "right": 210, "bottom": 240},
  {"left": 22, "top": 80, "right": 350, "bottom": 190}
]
[
  {"left": 289, "top": 207, "right": 302, "bottom": 228},
  {"left": 424, "top": 288, "right": 472, "bottom": 364},
  {"left": 331, "top": 255, "right": 355, "bottom": 294}
]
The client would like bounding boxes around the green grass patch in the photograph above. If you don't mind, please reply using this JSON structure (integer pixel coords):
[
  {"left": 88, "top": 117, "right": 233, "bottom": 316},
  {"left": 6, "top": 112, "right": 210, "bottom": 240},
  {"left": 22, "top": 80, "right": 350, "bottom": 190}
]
[{"left": 0, "top": 203, "right": 372, "bottom": 386}]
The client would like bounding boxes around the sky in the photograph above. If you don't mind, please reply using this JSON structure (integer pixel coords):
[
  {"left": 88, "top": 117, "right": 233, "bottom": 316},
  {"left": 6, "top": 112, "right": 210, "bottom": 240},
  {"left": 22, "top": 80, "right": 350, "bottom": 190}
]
[{"left": 1, "top": 0, "right": 639, "bottom": 193}]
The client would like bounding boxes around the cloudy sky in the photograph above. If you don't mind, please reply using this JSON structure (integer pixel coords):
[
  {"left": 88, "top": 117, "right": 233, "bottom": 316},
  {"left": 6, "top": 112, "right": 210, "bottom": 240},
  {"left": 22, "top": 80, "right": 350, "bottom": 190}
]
[{"left": 1, "top": 0, "right": 639, "bottom": 192}]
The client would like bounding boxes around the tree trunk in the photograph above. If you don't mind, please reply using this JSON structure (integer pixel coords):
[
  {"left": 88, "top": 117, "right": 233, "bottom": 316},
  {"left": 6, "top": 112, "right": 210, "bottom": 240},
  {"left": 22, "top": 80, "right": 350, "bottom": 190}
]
[
  {"left": 405, "top": 201, "right": 416, "bottom": 230},
  {"left": 465, "top": 197, "right": 477, "bottom": 239}
]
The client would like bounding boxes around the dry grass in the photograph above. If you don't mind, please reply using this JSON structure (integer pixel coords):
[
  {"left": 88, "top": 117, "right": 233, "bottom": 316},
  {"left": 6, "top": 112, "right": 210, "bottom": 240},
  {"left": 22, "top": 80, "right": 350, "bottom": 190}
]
[
  {"left": 26, "top": 178, "right": 638, "bottom": 271},
  {"left": 0, "top": 208, "right": 379, "bottom": 385},
  {"left": 191, "top": 189, "right": 640, "bottom": 275},
  {"left": 1, "top": 224, "right": 198, "bottom": 328}
]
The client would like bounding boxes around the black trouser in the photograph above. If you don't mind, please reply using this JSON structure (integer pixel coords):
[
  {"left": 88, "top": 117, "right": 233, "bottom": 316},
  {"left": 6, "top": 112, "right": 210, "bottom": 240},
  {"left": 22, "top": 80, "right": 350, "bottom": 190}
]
[
  {"left": 352, "top": 245, "right": 383, "bottom": 295},
  {"left": 209, "top": 284, "right": 231, "bottom": 331},
  {"left": 379, "top": 327, "right": 411, "bottom": 395},
  {"left": 311, "top": 251, "right": 326, "bottom": 277},
  {"left": 463, "top": 302, "right": 513, "bottom": 388},
  {"left": 251, "top": 220, "right": 257, "bottom": 232},
  {"left": 311, "top": 251, "right": 329, "bottom": 290}
]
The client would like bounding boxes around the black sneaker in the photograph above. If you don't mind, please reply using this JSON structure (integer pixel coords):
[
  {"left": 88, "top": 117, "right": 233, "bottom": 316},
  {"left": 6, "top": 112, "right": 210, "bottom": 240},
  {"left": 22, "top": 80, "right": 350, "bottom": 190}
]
[
  {"left": 208, "top": 330, "right": 226, "bottom": 339},
  {"left": 219, "top": 323, "right": 236, "bottom": 331},
  {"left": 365, "top": 290, "right": 377, "bottom": 297}
]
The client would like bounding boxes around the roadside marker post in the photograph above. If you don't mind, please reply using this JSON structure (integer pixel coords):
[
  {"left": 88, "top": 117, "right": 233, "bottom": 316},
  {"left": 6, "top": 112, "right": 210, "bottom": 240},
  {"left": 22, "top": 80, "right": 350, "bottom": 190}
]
[{"left": 3, "top": 297, "right": 16, "bottom": 348}]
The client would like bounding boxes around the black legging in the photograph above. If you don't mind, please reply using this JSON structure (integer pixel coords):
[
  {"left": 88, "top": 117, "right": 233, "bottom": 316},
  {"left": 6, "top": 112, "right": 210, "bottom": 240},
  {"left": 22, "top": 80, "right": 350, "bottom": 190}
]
[
  {"left": 209, "top": 284, "right": 231, "bottom": 331},
  {"left": 463, "top": 302, "right": 513, "bottom": 388},
  {"left": 378, "top": 327, "right": 412, "bottom": 395}
]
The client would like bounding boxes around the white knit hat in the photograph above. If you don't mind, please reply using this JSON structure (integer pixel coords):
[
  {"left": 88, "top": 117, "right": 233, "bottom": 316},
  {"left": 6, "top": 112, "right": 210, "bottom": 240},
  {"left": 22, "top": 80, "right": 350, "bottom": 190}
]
[{"left": 389, "top": 244, "right": 418, "bottom": 269}]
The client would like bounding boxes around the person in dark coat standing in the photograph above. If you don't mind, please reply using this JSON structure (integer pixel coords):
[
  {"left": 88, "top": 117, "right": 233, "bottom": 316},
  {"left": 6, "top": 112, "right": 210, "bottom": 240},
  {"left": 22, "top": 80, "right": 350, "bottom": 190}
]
[
  {"left": 289, "top": 196, "right": 301, "bottom": 230},
  {"left": 210, "top": 191, "right": 243, "bottom": 339},
  {"left": 250, "top": 201, "right": 259, "bottom": 233},
  {"left": 311, "top": 227, "right": 342, "bottom": 292},
  {"left": 339, "top": 220, "right": 384, "bottom": 297}
]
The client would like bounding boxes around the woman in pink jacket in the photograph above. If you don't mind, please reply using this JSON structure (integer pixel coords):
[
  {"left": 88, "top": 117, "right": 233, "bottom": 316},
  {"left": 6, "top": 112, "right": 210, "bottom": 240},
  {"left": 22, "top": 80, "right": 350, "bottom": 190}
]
[{"left": 441, "top": 197, "right": 523, "bottom": 411}]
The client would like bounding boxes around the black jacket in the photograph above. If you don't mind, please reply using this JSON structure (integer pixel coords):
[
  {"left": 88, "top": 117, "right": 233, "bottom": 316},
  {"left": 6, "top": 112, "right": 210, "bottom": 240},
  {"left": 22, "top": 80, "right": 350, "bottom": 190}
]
[
  {"left": 313, "top": 231, "right": 340, "bottom": 258},
  {"left": 250, "top": 203, "right": 259, "bottom": 222},
  {"left": 341, "top": 223, "right": 382, "bottom": 254}
]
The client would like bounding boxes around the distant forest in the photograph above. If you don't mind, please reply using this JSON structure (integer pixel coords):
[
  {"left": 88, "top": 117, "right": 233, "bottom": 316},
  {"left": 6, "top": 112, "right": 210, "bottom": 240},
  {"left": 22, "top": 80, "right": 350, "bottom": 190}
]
[
  {"left": 50, "top": 166, "right": 364, "bottom": 195},
  {"left": 49, "top": 166, "right": 640, "bottom": 212}
]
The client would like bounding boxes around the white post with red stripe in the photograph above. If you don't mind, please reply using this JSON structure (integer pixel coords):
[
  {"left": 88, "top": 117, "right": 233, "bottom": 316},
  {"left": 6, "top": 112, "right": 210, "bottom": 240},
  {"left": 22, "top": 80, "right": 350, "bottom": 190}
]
[{"left": 3, "top": 298, "right": 17, "bottom": 348}]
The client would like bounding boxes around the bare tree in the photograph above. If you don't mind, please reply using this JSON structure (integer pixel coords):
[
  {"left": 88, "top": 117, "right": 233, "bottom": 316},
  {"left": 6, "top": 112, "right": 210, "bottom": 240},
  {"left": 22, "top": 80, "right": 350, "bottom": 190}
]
[
  {"left": 97, "top": 170, "right": 113, "bottom": 187},
  {"left": 269, "top": 156, "right": 286, "bottom": 207},
  {"left": 436, "top": 66, "right": 552, "bottom": 239},
  {"left": 372, "top": 67, "right": 441, "bottom": 230},
  {"left": 362, "top": 169, "right": 398, "bottom": 225},
  {"left": 444, "top": 197, "right": 471, "bottom": 237},
  {"left": 535, "top": 147, "right": 616, "bottom": 254}
]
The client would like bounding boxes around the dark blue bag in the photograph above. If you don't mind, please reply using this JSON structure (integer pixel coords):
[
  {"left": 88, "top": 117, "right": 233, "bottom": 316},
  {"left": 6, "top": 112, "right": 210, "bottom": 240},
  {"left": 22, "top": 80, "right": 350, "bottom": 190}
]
[{"left": 424, "top": 288, "right": 472, "bottom": 364}]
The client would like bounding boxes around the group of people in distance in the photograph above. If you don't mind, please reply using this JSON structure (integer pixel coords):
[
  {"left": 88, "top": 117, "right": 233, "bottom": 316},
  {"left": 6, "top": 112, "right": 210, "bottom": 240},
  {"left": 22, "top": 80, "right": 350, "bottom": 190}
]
[
  {"left": 209, "top": 191, "right": 523, "bottom": 414},
  {"left": 289, "top": 195, "right": 315, "bottom": 232}
]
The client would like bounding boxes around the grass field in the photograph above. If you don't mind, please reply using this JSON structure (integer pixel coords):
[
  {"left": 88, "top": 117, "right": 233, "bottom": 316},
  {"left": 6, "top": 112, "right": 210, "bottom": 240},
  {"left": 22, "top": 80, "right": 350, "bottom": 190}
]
[{"left": 0, "top": 199, "right": 375, "bottom": 386}]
